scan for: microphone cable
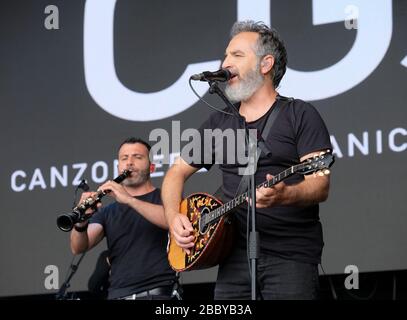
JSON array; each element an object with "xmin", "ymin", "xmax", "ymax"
[
  {"xmin": 319, "ymin": 263, "xmax": 338, "ymax": 300},
  {"xmin": 188, "ymin": 78, "xmax": 235, "ymax": 116}
]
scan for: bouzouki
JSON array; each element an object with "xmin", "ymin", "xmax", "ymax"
[{"xmin": 168, "ymin": 151, "xmax": 335, "ymax": 272}]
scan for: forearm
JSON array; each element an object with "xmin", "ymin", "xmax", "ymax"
[
  {"xmin": 282, "ymin": 176, "xmax": 330, "ymax": 207},
  {"xmin": 126, "ymin": 198, "xmax": 168, "ymax": 229},
  {"xmin": 161, "ymin": 166, "xmax": 186, "ymax": 221},
  {"xmin": 70, "ymin": 227, "xmax": 89, "ymax": 254}
]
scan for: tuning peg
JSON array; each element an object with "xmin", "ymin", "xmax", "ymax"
[
  {"xmin": 323, "ymin": 169, "xmax": 330, "ymax": 175},
  {"xmin": 317, "ymin": 171, "xmax": 325, "ymax": 177}
]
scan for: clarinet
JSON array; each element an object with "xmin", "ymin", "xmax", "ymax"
[{"xmin": 56, "ymin": 169, "xmax": 132, "ymax": 232}]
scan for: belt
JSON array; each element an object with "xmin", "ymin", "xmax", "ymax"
[{"xmin": 119, "ymin": 286, "xmax": 173, "ymax": 300}]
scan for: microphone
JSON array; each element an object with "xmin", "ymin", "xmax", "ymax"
[
  {"xmin": 190, "ymin": 68, "xmax": 232, "ymax": 82},
  {"xmin": 77, "ymin": 179, "xmax": 89, "ymax": 191}
]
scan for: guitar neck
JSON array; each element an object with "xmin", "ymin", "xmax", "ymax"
[{"xmin": 205, "ymin": 162, "xmax": 307, "ymax": 225}]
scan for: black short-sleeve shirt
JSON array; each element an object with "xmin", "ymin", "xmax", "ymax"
[
  {"xmin": 188, "ymin": 97, "xmax": 332, "ymax": 263},
  {"xmin": 90, "ymin": 188, "xmax": 175, "ymax": 299}
]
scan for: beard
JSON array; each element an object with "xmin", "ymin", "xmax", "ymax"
[
  {"xmin": 122, "ymin": 167, "xmax": 150, "ymax": 187},
  {"xmin": 225, "ymin": 63, "xmax": 264, "ymax": 103}
]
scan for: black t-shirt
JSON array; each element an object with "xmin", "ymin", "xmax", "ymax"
[
  {"xmin": 87, "ymin": 250, "xmax": 110, "ymax": 299},
  {"xmin": 90, "ymin": 188, "xmax": 175, "ymax": 299},
  {"xmin": 188, "ymin": 97, "xmax": 332, "ymax": 264}
]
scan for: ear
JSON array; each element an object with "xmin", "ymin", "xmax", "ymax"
[
  {"xmin": 150, "ymin": 163, "xmax": 156, "ymax": 173},
  {"xmin": 260, "ymin": 55, "xmax": 274, "ymax": 75}
]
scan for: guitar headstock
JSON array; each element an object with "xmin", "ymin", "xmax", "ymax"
[{"xmin": 297, "ymin": 150, "xmax": 335, "ymax": 176}]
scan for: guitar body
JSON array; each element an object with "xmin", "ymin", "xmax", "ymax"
[{"xmin": 167, "ymin": 193, "xmax": 235, "ymax": 272}]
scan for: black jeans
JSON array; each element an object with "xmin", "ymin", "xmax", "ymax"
[{"xmin": 214, "ymin": 245, "xmax": 319, "ymax": 300}]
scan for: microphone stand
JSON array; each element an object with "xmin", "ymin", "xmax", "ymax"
[
  {"xmin": 56, "ymin": 252, "xmax": 86, "ymax": 300},
  {"xmin": 56, "ymin": 180, "xmax": 89, "ymax": 300},
  {"xmin": 208, "ymin": 81, "xmax": 259, "ymax": 300}
]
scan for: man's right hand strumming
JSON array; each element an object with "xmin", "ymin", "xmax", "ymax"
[
  {"xmin": 167, "ymin": 210, "xmax": 195, "ymax": 255},
  {"xmin": 162, "ymin": 157, "xmax": 200, "ymax": 254}
]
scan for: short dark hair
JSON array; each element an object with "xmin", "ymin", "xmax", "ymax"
[
  {"xmin": 118, "ymin": 137, "xmax": 151, "ymax": 153},
  {"xmin": 230, "ymin": 20, "xmax": 287, "ymax": 88}
]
